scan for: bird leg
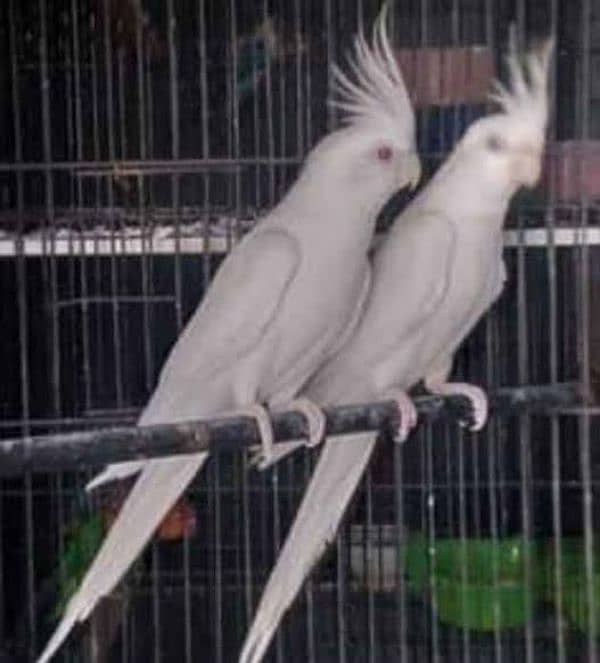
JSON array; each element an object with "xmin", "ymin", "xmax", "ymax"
[
  {"xmin": 250, "ymin": 397, "xmax": 326, "ymax": 471},
  {"xmin": 237, "ymin": 403, "xmax": 277, "ymax": 470},
  {"xmin": 384, "ymin": 389, "xmax": 418, "ymax": 443},
  {"xmin": 286, "ymin": 397, "xmax": 327, "ymax": 447},
  {"xmin": 425, "ymin": 378, "xmax": 488, "ymax": 432}
]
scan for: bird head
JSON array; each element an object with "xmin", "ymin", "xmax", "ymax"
[
  {"xmin": 299, "ymin": 3, "xmax": 420, "ymax": 210},
  {"xmin": 458, "ymin": 31, "xmax": 553, "ymax": 192}
]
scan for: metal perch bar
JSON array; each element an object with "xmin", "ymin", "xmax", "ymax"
[{"xmin": 0, "ymin": 383, "xmax": 582, "ymax": 476}]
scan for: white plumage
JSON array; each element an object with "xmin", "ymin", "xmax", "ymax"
[
  {"xmin": 36, "ymin": 4, "xmax": 419, "ymax": 662},
  {"xmin": 239, "ymin": 35, "xmax": 553, "ymax": 663}
]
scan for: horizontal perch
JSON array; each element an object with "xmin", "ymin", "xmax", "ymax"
[{"xmin": 0, "ymin": 383, "xmax": 582, "ymax": 476}]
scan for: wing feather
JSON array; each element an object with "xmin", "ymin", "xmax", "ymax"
[{"xmin": 142, "ymin": 228, "xmax": 300, "ymax": 422}]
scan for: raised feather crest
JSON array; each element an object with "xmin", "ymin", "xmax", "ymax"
[
  {"xmin": 488, "ymin": 26, "xmax": 554, "ymax": 131},
  {"xmin": 329, "ymin": 2, "xmax": 414, "ymax": 142}
]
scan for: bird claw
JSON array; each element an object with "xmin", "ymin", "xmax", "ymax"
[
  {"xmin": 286, "ymin": 397, "xmax": 326, "ymax": 448},
  {"xmin": 249, "ymin": 398, "xmax": 326, "ymax": 470},
  {"xmin": 429, "ymin": 382, "xmax": 488, "ymax": 432},
  {"xmin": 250, "ymin": 439, "xmax": 305, "ymax": 470},
  {"xmin": 385, "ymin": 390, "xmax": 418, "ymax": 443},
  {"xmin": 239, "ymin": 403, "xmax": 276, "ymax": 470}
]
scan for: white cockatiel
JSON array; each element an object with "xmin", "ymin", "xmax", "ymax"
[
  {"xmin": 239, "ymin": 36, "xmax": 553, "ymax": 663},
  {"xmin": 36, "ymin": 7, "xmax": 420, "ymax": 663}
]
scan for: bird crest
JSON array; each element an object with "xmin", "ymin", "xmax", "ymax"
[
  {"xmin": 488, "ymin": 27, "xmax": 554, "ymax": 132},
  {"xmin": 329, "ymin": 2, "xmax": 414, "ymax": 144}
]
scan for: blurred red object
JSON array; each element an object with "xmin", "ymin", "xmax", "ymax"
[
  {"xmin": 542, "ymin": 141, "xmax": 600, "ymax": 202},
  {"xmin": 395, "ymin": 46, "xmax": 495, "ymax": 107},
  {"xmin": 157, "ymin": 499, "xmax": 198, "ymax": 541},
  {"xmin": 102, "ymin": 494, "xmax": 197, "ymax": 542}
]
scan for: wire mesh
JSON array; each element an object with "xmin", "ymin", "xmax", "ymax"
[{"xmin": 0, "ymin": 0, "xmax": 599, "ymax": 661}]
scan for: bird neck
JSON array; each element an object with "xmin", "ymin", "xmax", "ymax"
[
  {"xmin": 274, "ymin": 174, "xmax": 383, "ymax": 247},
  {"xmin": 424, "ymin": 156, "xmax": 517, "ymax": 231}
]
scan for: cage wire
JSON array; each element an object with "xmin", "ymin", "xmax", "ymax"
[{"xmin": 0, "ymin": 0, "xmax": 598, "ymax": 661}]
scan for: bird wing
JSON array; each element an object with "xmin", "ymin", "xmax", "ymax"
[
  {"xmin": 361, "ymin": 212, "xmax": 456, "ymax": 365},
  {"xmin": 84, "ymin": 228, "xmax": 301, "ymax": 492},
  {"xmin": 37, "ymin": 229, "xmax": 302, "ymax": 662},
  {"xmin": 307, "ymin": 213, "xmax": 455, "ymax": 402},
  {"xmin": 144, "ymin": 227, "xmax": 301, "ymax": 418}
]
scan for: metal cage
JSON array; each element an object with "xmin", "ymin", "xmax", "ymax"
[{"xmin": 0, "ymin": 0, "xmax": 599, "ymax": 661}]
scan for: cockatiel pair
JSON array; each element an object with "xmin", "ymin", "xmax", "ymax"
[
  {"xmin": 36, "ymin": 6, "xmax": 420, "ymax": 663},
  {"xmin": 39, "ymin": 6, "xmax": 552, "ymax": 662},
  {"xmin": 239, "ymin": 30, "xmax": 554, "ymax": 663}
]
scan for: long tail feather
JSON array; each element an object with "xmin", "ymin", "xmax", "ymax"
[
  {"xmin": 239, "ymin": 433, "xmax": 377, "ymax": 663},
  {"xmin": 85, "ymin": 460, "xmax": 147, "ymax": 493},
  {"xmin": 37, "ymin": 453, "xmax": 208, "ymax": 663}
]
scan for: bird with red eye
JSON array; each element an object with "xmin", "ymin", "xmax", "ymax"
[{"xmin": 377, "ymin": 144, "xmax": 394, "ymax": 162}]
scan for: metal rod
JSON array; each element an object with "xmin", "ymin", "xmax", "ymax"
[{"xmin": 0, "ymin": 383, "xmax": 581, "ymax": 476}]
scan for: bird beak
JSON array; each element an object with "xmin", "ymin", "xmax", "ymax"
[
  {"xmin": 515, "ymin": 151, "xmax": 542, "ymax": 187},
  {"xmin": 407, "ymin": 154, "xmax": 422, "ymax": 190}
]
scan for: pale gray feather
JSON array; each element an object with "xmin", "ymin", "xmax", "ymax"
[{"xmin": 240, "ymin": 36, "xmax": 553, "ymax": 663}]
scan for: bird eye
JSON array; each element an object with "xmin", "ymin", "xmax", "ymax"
[
  {"xmin": 486, "ymin": 134, "xmax": 505, "ymax": 152},
  {"xmin": 376, "ymin": 145, "xmax": 394, "ymax": 162}
]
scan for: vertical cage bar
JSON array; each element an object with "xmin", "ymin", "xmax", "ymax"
[
  {"xmin": 36, "ymin": 0, "xmax": 59, "ymax": 656},
  {"xmin": 294, "ymin": 0, "xmax": 305, "ymax": 158},
  {"xmin": 577, "ymin": 0, "xmax": 597, "ymax": 659},
  {"xmin": 102, "ymin": 0, "xmax": 124, "ymax": 408},
  {"xmin": 198, "ymin": 0, "xmax": 212, "ymax": 291},
  {"xmin": 303, "ymin": 452, "xmax": 316, "ymax": 663},
  {"xmin": 272, "ymin": 466, "xmax": 284, "ymax": 662},
  {"xmin": 263, "ymin": 0, "xmax": 276, "ymax": 205},
  {"xmin": 336, "ymin": 523, "xmax": 347, "ymax": 663},
  {"xmin": 394, "ymin": 441, "xmax": 407, "ymax": 661},
  {"xmin": 543, "ymin": 0, "xmax": 565, "ymax": 659},
  {"xmin": 365, "ymin": 467, "xmax": 375, "ymax": 663},
  {"xmin": 90, "ymin": 9, "xmax": 105, "ymax": 404},
  {"xmin": 167, "ymin": 0, "xmax": 183, "ymax": 331},
  {"xmin": 456, "ymin": 426, "xmax": 470, "ymax": 662},
  {"xmin": 426, "ymin": 425, "xmax": 440, "ymax": 663},
  {"xmin": 9, "ymin": 0, "xmax": 28, "ymax": 653},
  {"xmin": 136, "ymin": 1, "xmax": 154, "ymax": 395},
  {"xmin": 214, "ymin": 454, "xmax": 224, "ymax": 663},
  {"xmin": 516, "ymin": 217, "xmax": 535, "ymax": 663},
  {"xmin": 72, "ymin": 0, "xmax": 93, "ymax": 415},
  {"xmin": 325, "ymin": 0, "xmax": 335, "ymax": 131},
  {"xmin": 276, "ymin": 0, "xmax": 287, "ymax": 196},
  {"xmin": 229, "ymin": 0, "xmax": 242, "ymax": 236},
  {"xmin": 250, "ymin": 8, "xmax": 262, "ymax": 211}
]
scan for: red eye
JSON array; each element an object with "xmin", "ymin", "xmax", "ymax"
[{"xmin": 377, "ymin": 145, "xmax": 393, "ymax": 162}]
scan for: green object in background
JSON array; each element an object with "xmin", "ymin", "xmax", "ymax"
[
  {"xmin": 433, "ymin": 576, "xmax": 532, "ymax": 631},
  {"xmin": 404, "ymin": 534, "xmax": 429, "ymax": 594},
  {"xmin": 52, "ymin": 513, "xmax": 104, "ymax": 620},
  {"xmin": 405, "ymin": 535, "xmax": 543, "ymax": 631},
  {"xmin": 546, "ymin": 538, "xmax": 600, "ymax": 635}
]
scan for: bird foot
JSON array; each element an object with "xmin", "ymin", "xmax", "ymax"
[
  {"xmin": 250, "ymin": 439, "xmax": 306, "ymax": 470},
  {"xmin": 239, "ymin": 403, "xmax": 277, "ymax": 470},
  {"xmin": 385, "ymin": 390, "xmax": 418, "ymax": 443},
  {"xmin": 427, "ymin": 381, "xmax": 488, "ymax": 431},
  {"xmin": 286, "ymin": 397, "xmax": 326, "ymax": 448},
  {"xmin": 249, "ymin": 398, "xmax": 326, "ymax": 470}
]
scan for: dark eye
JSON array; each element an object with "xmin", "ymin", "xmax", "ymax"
[
  {"xmin": 486, "ymin": 134, "xmax": 505, "ymax": 152},
  {"xmin": 377, "ymin": 145, "xmax": 394, "ymax": 162}
]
